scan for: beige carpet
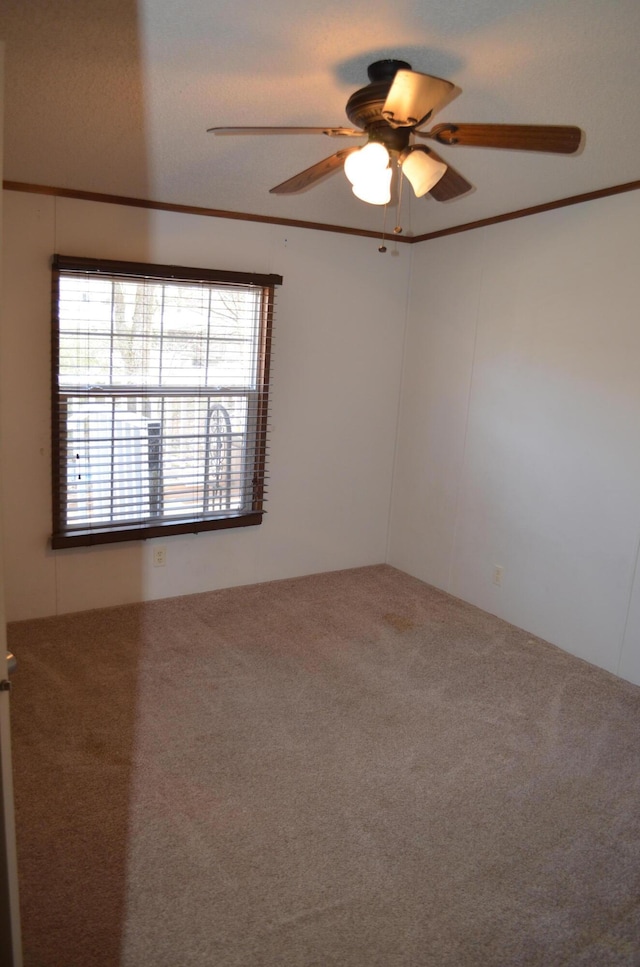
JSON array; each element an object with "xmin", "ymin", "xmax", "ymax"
[{"xmin": 7, "ymin": 565, "xmax": 640, "ymax": 966}]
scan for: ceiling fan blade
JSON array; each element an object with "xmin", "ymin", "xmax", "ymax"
[
  {"xmin": 424, "ymin": 123, "xmax": 583, "ymax": 154},
  {"xmin": 208, "ymin": 126, "xmax": 363, "ymax": 137},
  {"xmin": 382, "ymin": 70, "xmax": 459, "ymax": 128},
  {"xmin": 424, "ymin": 149, "xmax": 474, "ymax": 201},
  {"xmin": 269, "ymin": 148, "xmax": 360, "ymax": 194}
]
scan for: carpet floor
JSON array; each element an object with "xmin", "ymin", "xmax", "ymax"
[{"xmin": 7, "ymin": 565, "xmax": 640, "ymax": 966}]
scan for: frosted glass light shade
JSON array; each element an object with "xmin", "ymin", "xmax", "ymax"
[
  {"xmin": 401, "ymin": 148, "xmax": 447, "ymax": 197},
  {"xmin": 351, "ymin": 166, "xmax": 392, "ymax": 205},
  {"xmin": 344, "ymin": 142, "xmax": 390, "ymax": 186}
]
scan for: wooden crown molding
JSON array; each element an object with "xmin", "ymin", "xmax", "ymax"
[
  {"xmin": 1, "ymin": 181, "xmax": 412, "ymax": 243},
  {"xmin": 411, "ymin": 179, "xmax": 640, "ymax": 242},
  {"xmin": 4, "ymin": 179, "xmax": 640, "ymax": 244}
]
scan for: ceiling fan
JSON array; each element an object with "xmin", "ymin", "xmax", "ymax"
[{"xmin": 208, "ymin": 59, "xmax": 582, "ymax": 206}]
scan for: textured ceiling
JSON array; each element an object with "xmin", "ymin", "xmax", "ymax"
[{"xmin": 1, "ymin": 0, "xmax": 639, "ymax": 236}]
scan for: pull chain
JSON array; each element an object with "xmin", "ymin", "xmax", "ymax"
[
  {"xmin": 378, "ymin": 202, "xmax": 388, "ymax": 253},
  {"xmin": 394, "ymin": 164, "xmax": 404, "ymax": 236}
]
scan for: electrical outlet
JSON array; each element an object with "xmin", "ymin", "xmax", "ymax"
[
  {"xmin": 492, "ymin": 565, "xmax": 504, "ymax": 587},
  {"xmin": 153, "ymin": 547, "xmax": 167, "ymax": 567}
]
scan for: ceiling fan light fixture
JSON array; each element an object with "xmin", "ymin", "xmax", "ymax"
[
  {"xmin": 217, "ymin": 61, "xmax": 582, "ymax": 207},
  {"xmin": 351, "ymin": 166, "xmax": 392, "ymax": 205},
  {"xmin": 400, "ymin": 145, "xmax": 447, "ymax": 197},
  {"xmin": 344, "ymin": 141, "xmax": 390, "ymax": 185},
  {"xmin": 344, "ymin": 141, "xmax": 391, "ymax": 203}
]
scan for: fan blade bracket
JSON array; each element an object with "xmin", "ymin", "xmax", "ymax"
[
  {"xmin": 382, "ymin": 109, "xmax": 427, "ymax": 129},
  {"xmin": 430, "ymin": 124, "xmax": 460, "ymax": 146},
  {"xmin": 322, "ymin": 128, "xmax": 363, "ymax": 137}
]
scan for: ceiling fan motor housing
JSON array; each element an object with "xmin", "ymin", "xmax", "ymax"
[
  {"xmin": 367, "ymin": 59, "xmax": 412, "ymax": 82},
  {"xmin": 346, "ymin": 61, "xmax": 414, "ymax": 152}
]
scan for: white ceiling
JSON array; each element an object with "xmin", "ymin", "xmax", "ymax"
[{"xmin": 1, "ymin": 0, "xmax": 638, "ymax": 236}]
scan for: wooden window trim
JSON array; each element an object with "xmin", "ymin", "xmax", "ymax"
[{"xmin": 51, "ymin": 255, "xmax": 281, "ymax": 548}]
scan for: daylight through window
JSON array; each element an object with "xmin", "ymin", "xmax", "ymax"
[{"xmin": 51, "ymin": 256, "xmax": 281, "ymax": 548}]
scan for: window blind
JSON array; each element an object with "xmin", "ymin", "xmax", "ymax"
[{"xmin": 51, "ymin": 256, "xmax": 281, "ymax": 548}]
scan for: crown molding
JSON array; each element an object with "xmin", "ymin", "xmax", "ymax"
[
  {"xmin": 1, "ymin": 181, "xmax": 411, "ymax": 243},
  {"xmin": 4, "ymin": 179, "xmax": 640, "ymax": 245},
  {"xmin": 411, "ymin": 179, "xmax": 640, "ymax": 242}
]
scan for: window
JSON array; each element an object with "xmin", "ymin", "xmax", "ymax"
[{"xmin": 51, "ymin": 256, "xmax": 281, "ymax": 548}]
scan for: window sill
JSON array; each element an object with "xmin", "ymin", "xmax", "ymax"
[{"xmin": 51, "ymin": 511, "xmax": 264, "ymax": 549}]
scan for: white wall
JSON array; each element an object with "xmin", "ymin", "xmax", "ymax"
[
  {"xmin": 389, "ymin": 190, "xmax": 640, "ymax": 684},
  {"xmin": 0, "ymin": 190, "xmax": 410, "ymax": 620},
  {"xmin": 6, "ymin": 184, "xmax": 640, "ymax": 688}
]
